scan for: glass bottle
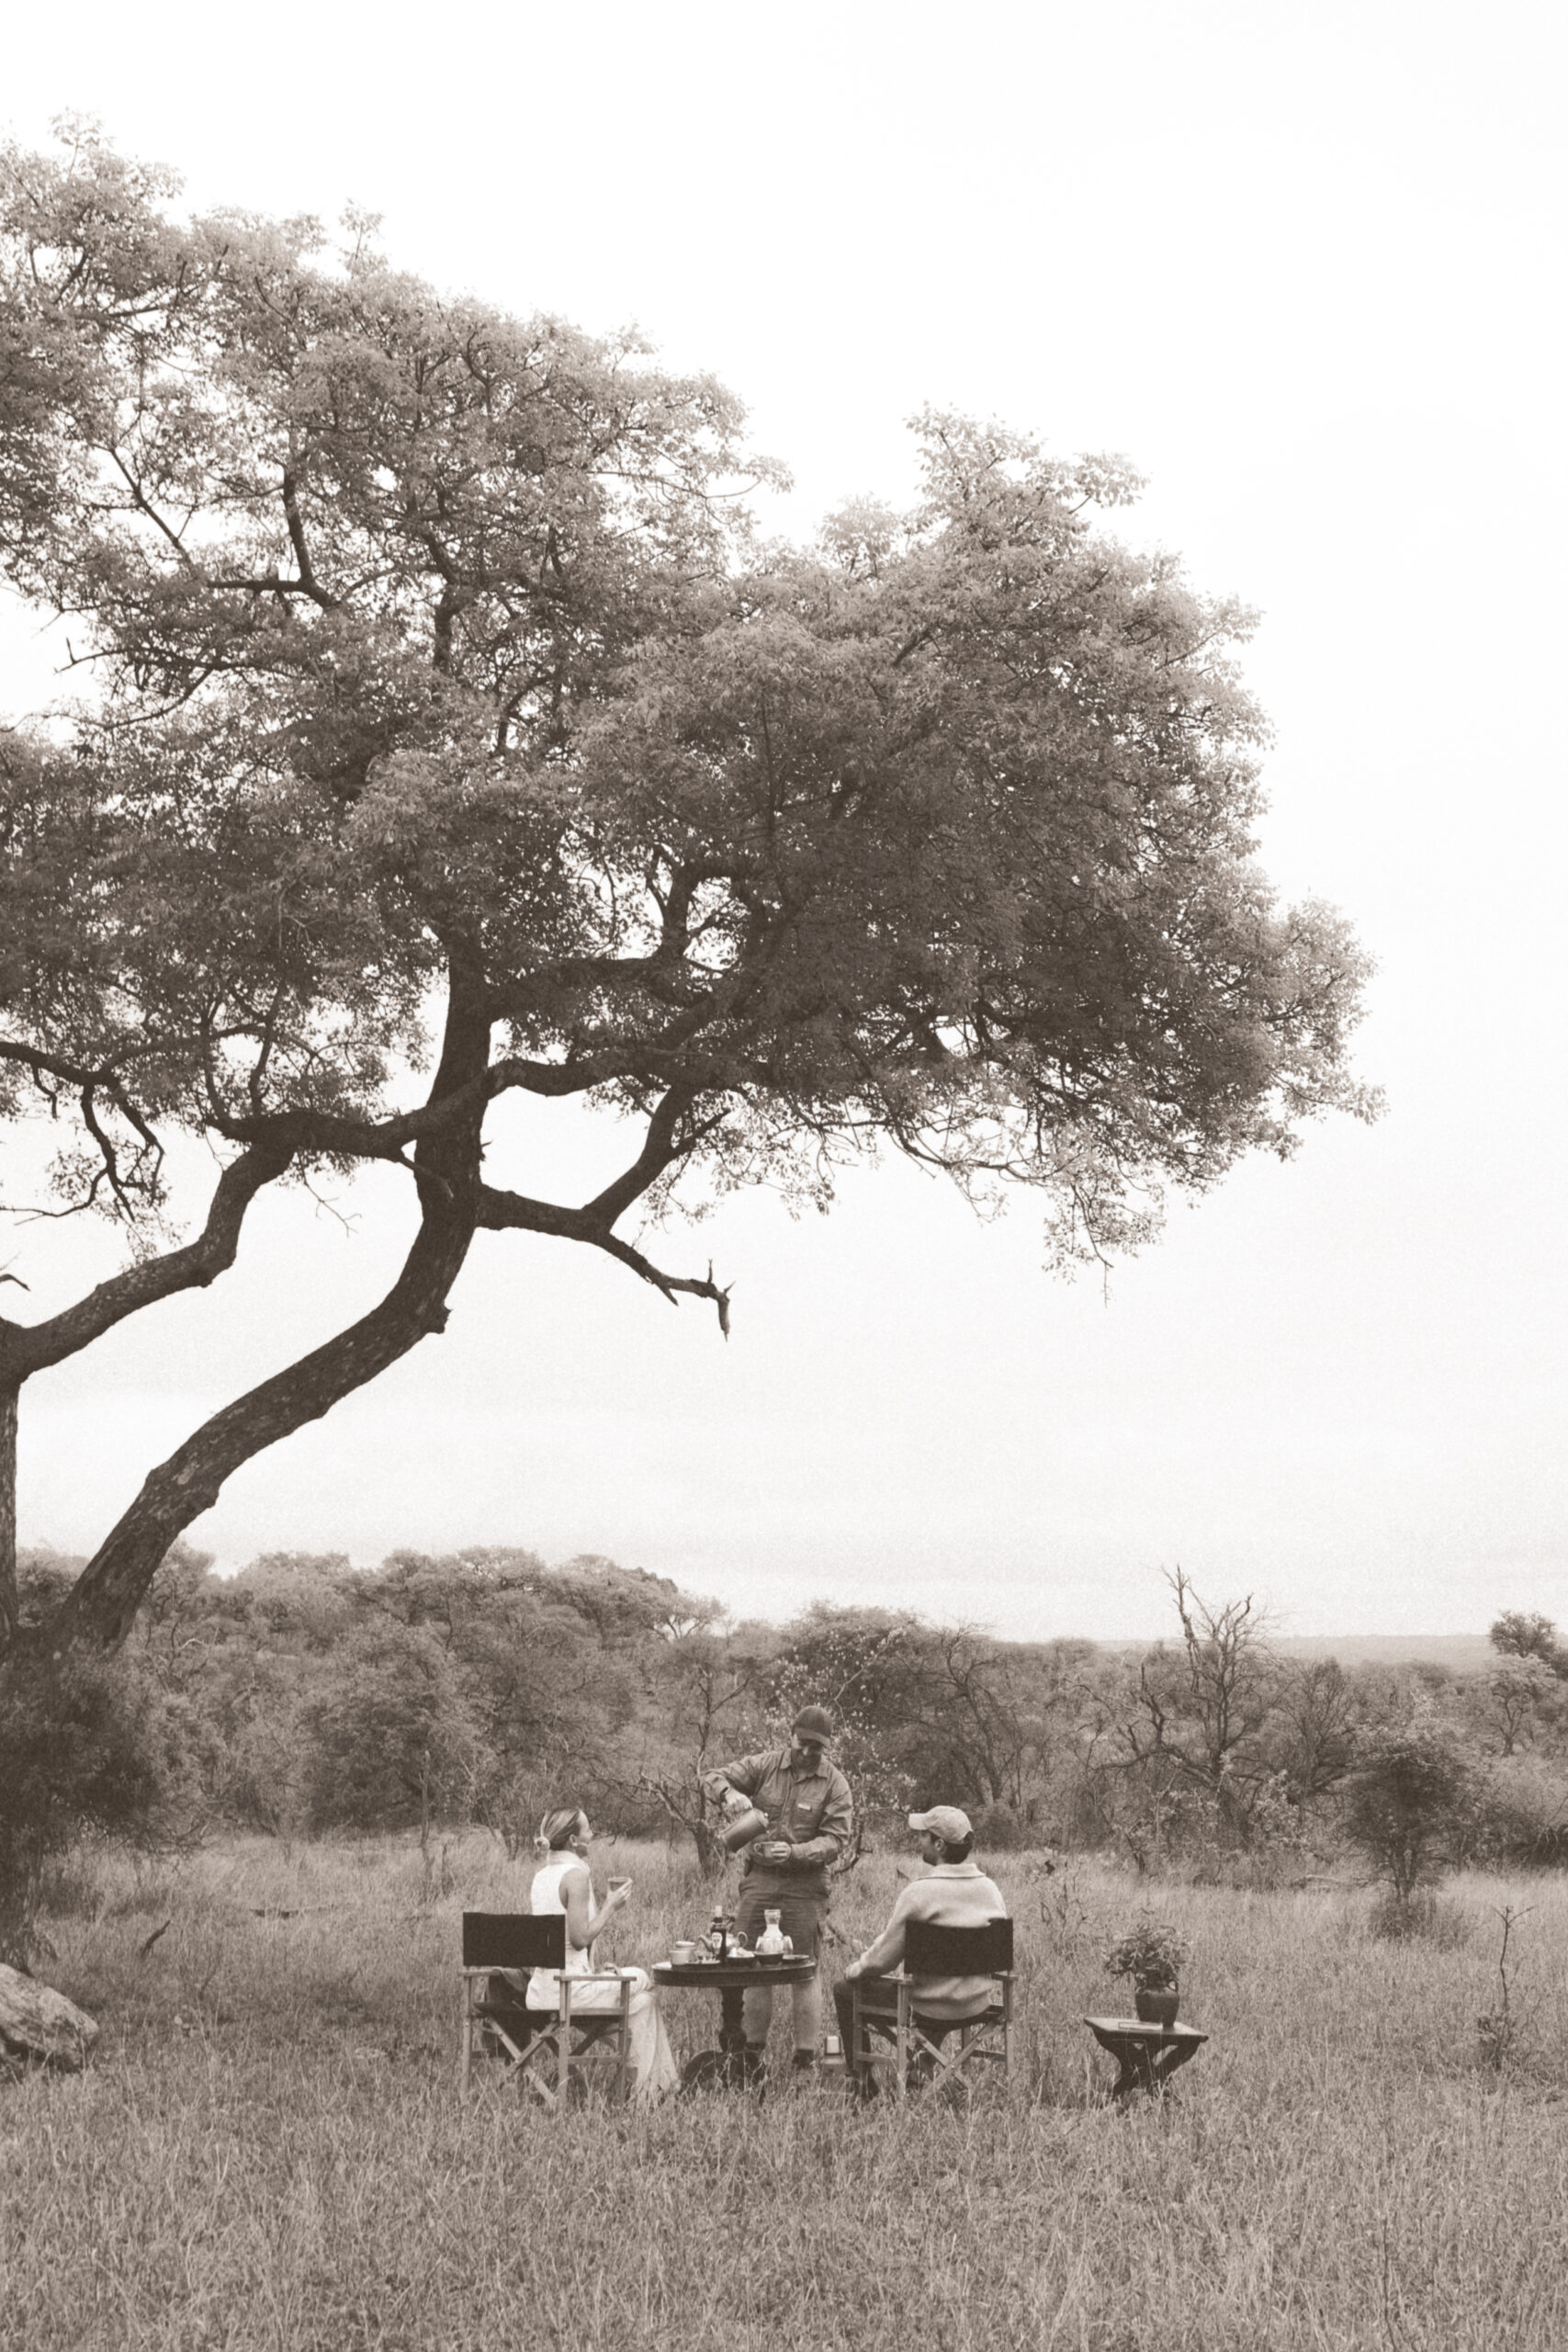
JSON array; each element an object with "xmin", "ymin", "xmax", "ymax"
[{"xmin": 756, "ymin": 1908, "xmax": 785, "ymax": 1957}]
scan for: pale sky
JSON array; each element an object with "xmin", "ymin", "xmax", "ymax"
[{"xmin": 3, "ymin": 0, "xmax": 1564, "ymax": 1640}]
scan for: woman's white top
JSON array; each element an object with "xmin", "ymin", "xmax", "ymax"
[{"xmin": 526, "ymin": 1853, "xmax": 593, "ymax": 2008}]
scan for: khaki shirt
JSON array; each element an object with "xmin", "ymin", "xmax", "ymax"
[{"xmin": 711, "ymin": 1745, "xmax": 853, "ymax": 1894}]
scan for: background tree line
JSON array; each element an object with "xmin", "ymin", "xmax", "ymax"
[{"xmin": 6, "ymin": 1545, "xmax": 1565, "ymax": 1956}]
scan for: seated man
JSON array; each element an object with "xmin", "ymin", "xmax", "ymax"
[{"xmin": 834, "ymin": 1806, "xmax": 1007, "ymax": 2083}]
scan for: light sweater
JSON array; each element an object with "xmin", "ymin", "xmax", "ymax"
[{"xmin": 852, "ymin": 1860, "xmax": 1009, "ymax": 2020}]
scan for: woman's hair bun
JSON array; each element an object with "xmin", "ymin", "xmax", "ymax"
[{"xmin": 536, "ymin": 1806, "xmax": 585, "ymax": 1854}]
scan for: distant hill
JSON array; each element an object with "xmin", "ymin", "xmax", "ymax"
[
  {"xmin": 1089, "ymin": 1632, "xmax": 1497, "ymax": 1671},
  {"xmin": 1269, "ymin": 1634, "xmax": 1494, "ymax": 1673}
]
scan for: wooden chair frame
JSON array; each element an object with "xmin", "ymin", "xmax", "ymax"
[
  {"xmin": 848, "ymin": 1917, "xmax": 1014, "ymax": 2102},
  {"xmin": 459, "ymin": 1912, "xmax": 634, "ymax": 2109}
]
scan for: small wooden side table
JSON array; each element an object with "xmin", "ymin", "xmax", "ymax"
[{"xmin": 1083, "ymin": 2014, "xmax": 1208, "ymax": 2100}]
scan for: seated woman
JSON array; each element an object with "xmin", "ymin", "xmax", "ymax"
[
  {"xmin": 524, "ymin": 1807, "xmax": 677, "ymax": 2104},
  {"xmin": 834, "ymin": 1806, "xmax": 1007, "ymax": 2085}
]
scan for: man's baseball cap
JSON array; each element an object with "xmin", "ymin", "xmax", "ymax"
[
  {"xmin": 792, "ymin": 1705, "xmax": 834, "ymax": 1740},
  {"xmin": 909, "ymin": 1805, "xmax": 973, "ymax": 1842}
]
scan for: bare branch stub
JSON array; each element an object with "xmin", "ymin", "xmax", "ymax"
[{"xmin": 477, "ymin": 1184, "xmax": 732, "ymax": 1338}]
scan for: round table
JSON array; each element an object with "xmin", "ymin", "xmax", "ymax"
[{"xmin": 652, "ymin": 1955, "xmax": 818, "ymax": 2090}]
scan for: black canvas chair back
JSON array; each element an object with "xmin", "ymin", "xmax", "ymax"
[
  {"xmin": 462, "ymin": 1912, "xmax": 565, "ymax": 1972},
  {"xmin": 903, "ymin": 1917, "xmax": 1013, "ymax": 1977}
]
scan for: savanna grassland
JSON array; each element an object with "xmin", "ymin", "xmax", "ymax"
[{"xmin": 5, "ymin": 1837, "xmax": 1568, "ymax": 2352}]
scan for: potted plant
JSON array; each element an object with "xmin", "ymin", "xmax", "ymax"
[{"xmin": 1104, "ymin": 1916, "xmax": 1190, "ymax": 2030}]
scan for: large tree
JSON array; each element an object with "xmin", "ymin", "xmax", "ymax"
[{"xmin": 0, "ymin": 126, "xmax": 1373, "ymax": 1655}]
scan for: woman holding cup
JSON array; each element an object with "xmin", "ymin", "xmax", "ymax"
[{"xmin": 524, "ymin": 1807, "xmax": 677, "ymax": 2102}]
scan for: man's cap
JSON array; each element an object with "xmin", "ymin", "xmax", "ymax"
[
  {"xmin": 909, "ymin": 1805, "xmax": 973, "ymax": 1843},
  {"xmin": 792, "ymin": 1705, "xmax": 834, "ymax": 1741}
]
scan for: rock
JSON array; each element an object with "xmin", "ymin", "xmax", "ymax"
[{"xmin": 0, "ymin": 1962, "xmax": 99, "ymax": 2070}]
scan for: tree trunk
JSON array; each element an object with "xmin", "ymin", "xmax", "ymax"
[
  {"xmin": 0, "ymin": 1382, "xmax": 16, "ymax": 1645},
  {"xmin": 43, "ymin": 960, "xmax": 492, "ymax": 1656},
  {"xmin": 47, "ymin": 1204, "xmax": 477, "ymax": 1651},
  {"xmin": 692, "ymin": 1817, "xmax": 725, "ymax": 1878}
]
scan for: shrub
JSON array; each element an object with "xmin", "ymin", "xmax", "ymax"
[
  {"xmin": 1342, "ymin": 1726, "xmax": 1479, "ymax": 1904},
  {"xmin": 0, "ymin": 1653, "xmax": 197, "ymax": 1962},
  {"xmin": 1468, "ymin": 1756, "xmax": 1568, "ymax": 1869},
  {"xmin": 1366, "ymin": 1887, "xmax": 1471, "ymax": 1946},
  {"xmin": 299, "ymin": 1625, "xmax": 485, "ymax": 1838},
  {"xmin": 971, "ymin": 1804, "xmax": 1033, "ymax": 1851}
]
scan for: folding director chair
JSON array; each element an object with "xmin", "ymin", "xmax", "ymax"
[
  {"xmin": 847, "ymin": 1917, "xmax": 1014, "ymax": 2101},
  {"xmin": 459, "ymin": 1912, "xmax": 634, "ymax": 2108}
]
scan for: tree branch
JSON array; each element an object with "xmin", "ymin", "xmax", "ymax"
[
  {"xmin": 0, "ymin": 1035, "xmax": 164, "ymax": 1096},
  {"xmin": 278, "ymin": 469, "xmax": 341, "ymax": 611},
  {"xmin": 207, "ymin": 1052, "xmax": 620, "ymax": 1161},
  {"xmin": 0, "ymin": 1138, "xmax": 295, "ymax": 1381},
  {"xmin": 476, "ymin": 1182, "xmax": 731, "ymax": 1335},
  {"xmin": 472, "ymin": 1083, "xmax": 730, "ymax": 1328},
  {"xmin": 583, "ymin": 1087, "xmax": 697, "ymax": 1225}
]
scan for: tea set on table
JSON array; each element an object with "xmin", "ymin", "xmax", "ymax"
[{"xmin": 669, "ymin": 1907, "xmax": 794, "ymax": 1966}]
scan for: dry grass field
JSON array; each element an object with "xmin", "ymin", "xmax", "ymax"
[{"xmin": 5, "ymin": 1834, "xmax": 1568, "ymax": 2351}]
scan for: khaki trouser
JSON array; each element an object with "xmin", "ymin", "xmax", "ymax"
[{"xmin": 735, "ymin": 1883, "xmax": 826, "ymax": 2056}]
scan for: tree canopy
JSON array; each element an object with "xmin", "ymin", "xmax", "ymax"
[{"xmin": 0, "ymin": 125, "xmax": 1374, "ymax": 1652}]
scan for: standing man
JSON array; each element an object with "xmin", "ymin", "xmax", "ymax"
[{"xmin": 704, "ymin": 1705, "xmax": 853, "ymax": 2077}]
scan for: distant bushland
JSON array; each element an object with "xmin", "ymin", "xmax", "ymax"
[{"xmin": 5, "ymin": 1544, "xmax": 1563, "ymax": 1958}]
